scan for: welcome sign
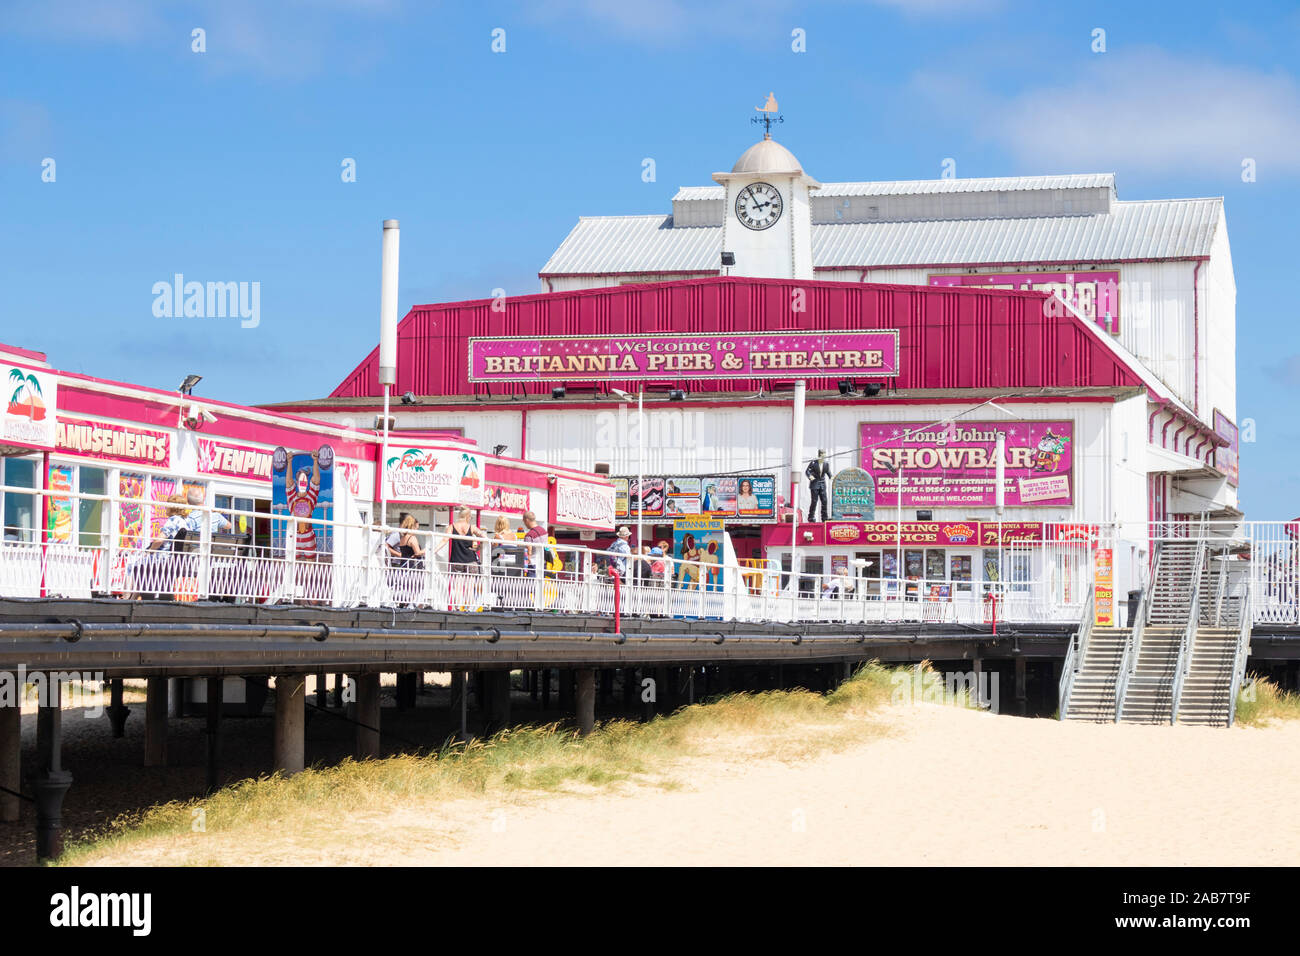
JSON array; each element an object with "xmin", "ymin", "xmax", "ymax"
[
  {"xmin": 468, "ymin": 331, "xmax": 900, "ymax": 382},
  {"xmin": 860, "ymin": 420, "xmax": 1074, "ymax": 508}
]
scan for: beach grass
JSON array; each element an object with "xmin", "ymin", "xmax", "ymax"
[
  {"xmin": 1235, "ymin": 674, "xmax": 1300, "ymax": 727},
  {"xmin": 56, "ymin": 660, "xmax": 939, "ymax": 866}
]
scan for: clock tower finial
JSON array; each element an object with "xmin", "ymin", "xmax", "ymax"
[{"xmin": 752, "ymin": 92, "xmax": 782, "ymax": 140}]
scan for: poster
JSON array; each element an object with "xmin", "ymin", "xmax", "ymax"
[
  {"xmin": 118, "ymin": 473, "xmax": 145, "ymax": 549},
  {"xmin": 1094, "ymin": 547, "xmax": 1115, "ymax": 626},
  {"xmin": 673, "ymin": 516, "xmax": 724, "ymax": 593},
  {"xmin": 736, "ymin": 476, "xmax": 775, "ymax": 518},
  {"xmin": 628, "ymin": 477, "xmax": 664, "ymax": 517},
  {"xmin": 860, "ymin": 420, "xmax": 1074, "ymax": 508},
  {"xmin": 272, "ymin": 446, "xmax": 335, "ymax": 559},
  {"xmin": 702, "ymin": 477, "xmax": 737, "ymax": 517},
  {"xmin": 612, "ymin": 478, "xmax": 629, "ymax": 518},
  {"xmin": 46, "ymin": 465, "xmax": 73, "ymax": 543},
  {"xmin": 616, "ymin": 473, "xmax": 778, "ymax": 522},
  {"xmin": 664, "ymin": 477, "xmax": 701, "ymax": 517},
  {"xmin": 830, "ymin": 467, "xmax": 875, "ymax": 519}
]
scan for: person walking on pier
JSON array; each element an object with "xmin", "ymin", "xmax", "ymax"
[
  {"xmin": 522, "ymin": 511, "xmax": 548, "ymax": 578},
  {"xmin": 184, "ymin": 487, "xmax": 230, "ymax": 536},
  {"xmin": 608, "ymin": 526, "xmax": 632, "ymax": 580}
]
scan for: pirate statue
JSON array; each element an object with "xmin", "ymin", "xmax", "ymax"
[{"xmin": 805, "ymin": 449, "xmax": 832, "ymax": 522}]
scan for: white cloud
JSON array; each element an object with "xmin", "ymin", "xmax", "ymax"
[
  {"xmin": 940, "ymin": 48, "xmax": 1300, "ymax": 176},
  {"xmin": 525, "ymin": 0, "xmax": 997, "ymax": 42},
  {"xmin": 0, "ymin": 0, "xmax": 401, "ymax": 79}
]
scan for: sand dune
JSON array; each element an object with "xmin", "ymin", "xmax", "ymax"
[{"xmin": 77, "ymin": 703, "xmax": 1300, "ymax": 867}]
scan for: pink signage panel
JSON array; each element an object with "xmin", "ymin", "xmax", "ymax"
[
  {"xmin": 929, "ymin": 271, "xmax": 1120, "ymax": 334},
  {"xmin": 55, "ymin": 416, "xmax": 171, "ymax": 468},
  {"xmin": 197, "ymin": 438, "xmax": 273, "ymax": 482},
  {"xmin": 468, "ymin": 330, "xmax": 900, "ymax": 383},
  {"xmin": 860, "ymin": 420, "xmax": 1075, "ymax": 508},
  {"xmin": 1213, "ymin": 409, "xmax": 1238, "ymax": 487}
]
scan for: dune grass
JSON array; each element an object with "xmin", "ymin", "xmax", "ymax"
[
  {"xmin": 56, "ymin": 660, "xmax": 933, "ymax": 866},
  {"xmin": 1235, "ymin": 675, "xmax": 1300, "ymax": 727}
]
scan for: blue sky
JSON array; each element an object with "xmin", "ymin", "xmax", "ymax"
[{"xmin": 2, "ymin": 0, "xmax": 1298, "ymax": 516}]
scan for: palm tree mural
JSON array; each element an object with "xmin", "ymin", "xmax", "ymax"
[
  {"xmin": 6, "ymin": 368, "xmax": 46, "ymax": 421},
  {"xmin": 460, "ymin": 452, "xmax": 480, "ymax": 490}
]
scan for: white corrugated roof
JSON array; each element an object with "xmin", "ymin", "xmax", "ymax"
[
  {"xmin": 539, "ymin": 215, "xmax": 721, "ymax": 276},
  {"xmin": 540, "ymin": 199, "xmax": 1223, "ymax": 275},
  {"xmin": 671, "ymin": 173, "xmax": 1117, "ymax": 203}
]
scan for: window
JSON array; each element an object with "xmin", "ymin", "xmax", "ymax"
[
  {"xmin": 2, "ymin": 457, "xmax": 38, "ymax": 543},
  {"xmin": 78, "ymin": 467, "xmax": 107, "ymax": 548},
  {"xmin": 925, "ymin": 549, "xmax": 946, "ymax": 582},
  {"xmin": 856, "ymin": 551, "xmax": 881, "ymax": 595},
  {"xmin": 950, "ymin": 554, "xmax": 973, "ymax": 592}
]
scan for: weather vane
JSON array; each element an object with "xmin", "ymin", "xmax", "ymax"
[{"xmin": 751, "ymin": 92, "xmax": 783, "ymax": 138}]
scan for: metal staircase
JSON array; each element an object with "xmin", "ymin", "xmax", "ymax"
[
  {"xmin": 1117, "ymin": 537, "xmax": 1206, "ymax": 724},
  {"xmin": 1176, "ymin": 627, "xmax": 1241, "ymax": 725},
  {"xmin": 1059, "ymin": 593, "xmax": 1134, "ymax": 721}
]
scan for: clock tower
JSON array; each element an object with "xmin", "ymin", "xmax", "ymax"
[{"xmin": 713, "ymin": 127, "xmax": 820, "ymax": 280}]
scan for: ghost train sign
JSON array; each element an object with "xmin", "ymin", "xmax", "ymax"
[{"xmin": 468, "ymin": 330, "xmax": 900, "ymax": 382}]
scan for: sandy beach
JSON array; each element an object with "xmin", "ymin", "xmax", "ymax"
[{"xmin": 73, "ymin": 702, "xmax": 1300, "ymax": 867}]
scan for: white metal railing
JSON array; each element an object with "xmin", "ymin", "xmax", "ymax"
[
  {"xmin": 1058, "ymin": 592, "xmax": 1095, "ymax": 720},
  {"xmin": 1170, "ymin": 537, "xmax": 1208, "ymax": 724},
  {"xmin": 1114, "ymin": 550, "xmax": 1153, "ymax": 722},
  {"xmin": 1228, "ymin": 579, "xmax": 1254, "ymax": 727},
  {"xmin": 4, "ymin": 484, "xmax": 1300, "ymax": 629}
]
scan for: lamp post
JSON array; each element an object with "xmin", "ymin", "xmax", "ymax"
[
  {"xmin": 995, "ymin": 431, "xmax": 1006, "ymax": 599},
  {"xmin": 611, "ymin": 387, "xmax": 645, "ymax": 552},
  {"xmin": 790, "ymin": 380, "xmax": 806, "ymax": 597},
  {"xmin": 378, "ymin": 219, "xmax": 400, "ymax": 531}
]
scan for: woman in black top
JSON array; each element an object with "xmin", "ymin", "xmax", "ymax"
[
  {"xmin": 446, "ymin": 506, "xmax": 485, "ymax": 572},
  {"xmin": 398, "ymin": 513, "xmax": 425, "ymax": 567}
]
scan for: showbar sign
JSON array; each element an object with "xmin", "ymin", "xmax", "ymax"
[
  {"xmin": 468, "ymin": 330, "xmax": 900, "ymax": 383},
  {"xmin": 861, "ymin": 420, "xmax": 1075, "ymax": 508}
]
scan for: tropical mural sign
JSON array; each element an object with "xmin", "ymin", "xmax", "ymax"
[
  {"xmin": 383, "ymin": 446, "xmax": 485, "ymax": 507},
  {"xmin": 2, "ymin": 366, "xmax": 57, "ymax": 451}
]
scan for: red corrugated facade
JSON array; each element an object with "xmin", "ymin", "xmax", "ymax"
[{"xmin": 331, "ymin": 276, "xmax": 1144, "ymax": 398}]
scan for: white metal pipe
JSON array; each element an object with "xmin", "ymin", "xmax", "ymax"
[
  {"xmin": 790, "ymin": 379, "xmax": 805, "ymax": 597},
  {"xmin": 378, "ymin": 219, "xmax": 399, "ymax": 529},
  {"xmin": 637, "ymin": 388, "xmax": 644, "ymax": 554},
  {"xmin": 379, "ymin": 219, "xmax": 399, "ymax": 387}
]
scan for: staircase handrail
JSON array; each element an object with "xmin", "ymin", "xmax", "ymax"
[
  {"xmin": 1058, "ymin": 592, "xmax": 1095, "ymax": 720},
  {"xmin": 1228, "ymin": 578, "xmax": 1253, "ymax": 728},
  {"xmin": 1114, "ymin": 543, "xmax": 1155, "ymax": 722},
  {"xmin": 1170, "ymin": 537, "xmax": 1208, "ymax": 724},
  {"xmin": 1211, "ymin": 551, "xmax": 1228, "ymax": 626}
]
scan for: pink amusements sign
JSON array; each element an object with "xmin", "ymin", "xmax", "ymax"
[
  {"xmin": 860, "ymin": 420, "xmax": 1075, "ymax": 508},
  {"xmin": 468, "ymin": 331, "xmax": 900, "ymax": 383}
]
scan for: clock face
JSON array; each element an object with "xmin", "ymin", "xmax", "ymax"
[{"xmin": 735, "ymin": 182, "xmax": 783, "ymax": 231}]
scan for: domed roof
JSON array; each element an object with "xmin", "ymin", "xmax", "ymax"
[{"xmin": 730, "ymin": 136, "xmax": 804, "ymax": 175}]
